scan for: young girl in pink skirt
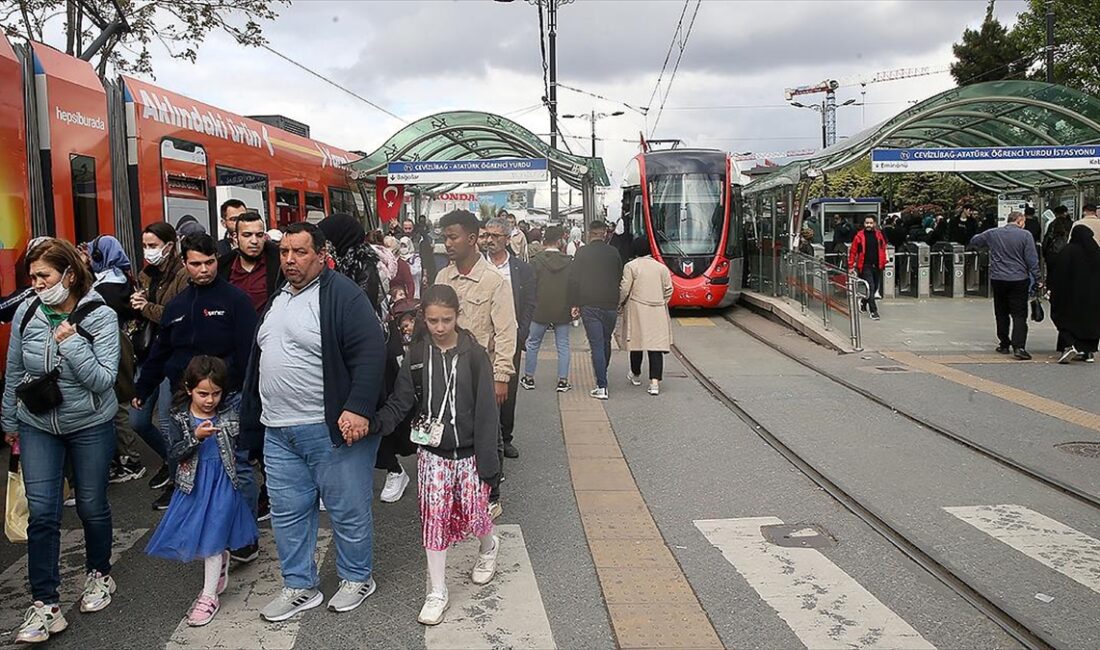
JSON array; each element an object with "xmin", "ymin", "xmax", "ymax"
[{"xmin": 373, "ymin": 284, "xmax": 501, "ymax": 625}]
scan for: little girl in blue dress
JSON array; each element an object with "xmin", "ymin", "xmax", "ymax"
[{"xmin": 145, "ymin": 355, "xmax": 258, "ymax": 627}]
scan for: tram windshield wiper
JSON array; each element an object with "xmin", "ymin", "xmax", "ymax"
[{"xmin": 655, "ymin": 230, "xmax": 690, "ymax": 260}]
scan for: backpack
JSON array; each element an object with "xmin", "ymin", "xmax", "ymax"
[{"xmin": 20, "ymin": 297, "xmax": 136, "ymax": 403}]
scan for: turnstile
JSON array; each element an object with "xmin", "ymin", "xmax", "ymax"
[
  {"xmin": 964, "ymin": 248, "xmax": 991, "ymax": 297},
  {"xmin": 897, "ymin": 242, "xmax": 930, "ymax": 298},
  {"xmin": 931, "ymin": 242, "xmax": 965, "ymax": 298}
]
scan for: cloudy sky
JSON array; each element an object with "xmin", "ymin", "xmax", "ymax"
[{"xmin": 128, "ymin": 0, "xmax": 1030, "ymax": 204}]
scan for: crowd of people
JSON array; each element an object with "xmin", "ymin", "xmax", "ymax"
[{"xmin": 0, "ymin": 202, "xmax": 675, "ymax": 641}]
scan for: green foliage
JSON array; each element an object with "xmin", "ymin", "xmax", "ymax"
[
  {"xmin": 1013, "ymin": 0, "xmax": 1100, "ymax": 94},
  {"xmin": 1, "ymin": 0, "xmax": 287, "ymax": 77},
  {"xmin": 807, "ymin": 159, "xmax": 994, "ymax": 214},
  {"xmin": 950, "ymin": 0, "xmax": 1029, "ymax": 85}
]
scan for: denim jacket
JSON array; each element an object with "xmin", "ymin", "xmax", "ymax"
[{"xmin": 167, "ymin": 405, "xmax": 246, "ymax": 494}]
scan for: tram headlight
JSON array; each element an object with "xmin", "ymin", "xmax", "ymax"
[{"xmin": 714, "ymin": 260, "xmax": 729, "ymax": 275}]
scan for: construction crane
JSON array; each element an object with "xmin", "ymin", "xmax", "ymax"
[{"xmin": 783, "ymin": 65, "xmax": 951, "ymax": 148}]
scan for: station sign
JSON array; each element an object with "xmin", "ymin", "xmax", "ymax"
[
  {"xmin": 871, "ymin": 146, "xmax": 1100, "ymax": 173},
  {"xmin": 387, "ymin": 158, "xmax": 549, "ymax": 185}
]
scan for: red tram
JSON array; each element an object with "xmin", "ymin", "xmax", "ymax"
[{"xmin": 620, "ymin": 148, "xmax": 744, "ymax": 308}]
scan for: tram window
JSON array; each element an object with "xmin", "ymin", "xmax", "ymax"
[
  {"xmin": 632, "ymin": 195, "xmax": 644, "ymax": 235},
  {"xmin": 726, "ymin": 188, "xmax": 744, "ymax": 258},
  {"xmin": 305, "ymin": 192, "xmax": 325, "ymax": 212},
  {"xmin": 275, "ymin": 188, "xmax": 301, "ymax": 228},
  {"xmin": 329, "ymin": 187, "xmax": 358, "ymax": 217},
  {"xmin": 70, "ymin": 155, "xmax": 99, "ymax": 243}
]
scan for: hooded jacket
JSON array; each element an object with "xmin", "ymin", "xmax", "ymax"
[
  {"xmin": 2, "ymin": 290, "xmax": 120, "ymax": 435},
  {"xmin": 530, "ymin": 248, "xmax": 574, "ymax": 325},
  {"xmin": 848, "ymin": 228, "xmax": 888, "ymax": 273},
  {"xmin": 372, "ymin": 329, "xmax": 500, "ymax": 481}
]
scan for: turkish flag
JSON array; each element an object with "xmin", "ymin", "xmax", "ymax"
[{"xmin": 375, "ymin": 177, "xmax": 405, "ymax": 224}]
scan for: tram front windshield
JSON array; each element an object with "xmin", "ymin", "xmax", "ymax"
[{"xmin": 647, "ymin": 173, "xmax": 724, "ymax": 256}]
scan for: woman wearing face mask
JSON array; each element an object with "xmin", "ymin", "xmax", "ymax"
[
  {"xmin": 130, "ymin": 222, "xmax": 190, "ymax": 509},
  {"xmin": 1, "ymin": 239, "xmax": 122, "ymax": 643}
]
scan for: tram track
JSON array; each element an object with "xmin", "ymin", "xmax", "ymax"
[
  {"xmin": 720, "ymin": 310, "xmax": 1100, "ymax": 513},
  {"xmin": 670, "ymin": 333, "xmax": 1059, "ymax": 650}
]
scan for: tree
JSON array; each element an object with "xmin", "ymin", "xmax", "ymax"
[
  {"xmin": 950, "ymin": 0, "xmax": 1029, "ymax": 86},
  {"xmin": 1, "ymin": 0, "xmax": 287, "ymax": 77},
  {"xmin": 1012, "ymin": 0, "xmax": 1100, "ymax": 94}
]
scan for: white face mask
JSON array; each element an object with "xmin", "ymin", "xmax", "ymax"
[
  {"xmin": 37, "ymin": 270, "xmax": 71, "ymax": 307},
  {"xmin": 143, "ymin": 245, "xmax": 166, "ymax": 266}
]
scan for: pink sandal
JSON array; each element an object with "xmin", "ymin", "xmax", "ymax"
[{"xmin": 187, "ymin": 594, "xmax": 219, "ymax": 627}]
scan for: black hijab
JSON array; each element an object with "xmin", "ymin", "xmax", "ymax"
[
  {"xmin": 318, "ymin": 213, "xmax": 365, "ymax": 257},
  {"xmin": 1069, "ymin": 224, "xmax": 1100, "ymax": 262}
]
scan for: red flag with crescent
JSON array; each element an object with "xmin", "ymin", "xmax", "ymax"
[{"xmin": 375, "ymin": 177, "xmax": 405, "ymax": 224}]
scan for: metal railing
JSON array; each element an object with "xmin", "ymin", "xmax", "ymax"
[{"xmin": 781, "ymin": 251, "xmax": 867, "ymax": 350}]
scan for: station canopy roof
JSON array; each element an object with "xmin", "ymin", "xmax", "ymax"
[
  {"xmin": 746, "ymin": 80, "xmax": 1100, "ymax": 195},
  {"xmin": 347, "ymin": 110, "xmax": 611, "ymax": 193}
]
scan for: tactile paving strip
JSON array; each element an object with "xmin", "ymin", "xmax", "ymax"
[{"xmin": 561, "ymin": 352, "xmax": 724, "ymax": 649}]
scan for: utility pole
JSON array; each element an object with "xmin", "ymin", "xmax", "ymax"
[
  {"xmin": 1045, "ymin": 1, "xmax": 1055, "ymax": 83},
  {"xmin": 548, "ymin": 0, "xmax": 559, "ymax": 222},
  {"xmin": 590, "ymin": 109, "xmax": 597, "ymax": 158}
]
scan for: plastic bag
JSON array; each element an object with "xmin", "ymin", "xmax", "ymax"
[{"xmin": 6, "ymin": 455, "xmax": 28, "ymax": 544}]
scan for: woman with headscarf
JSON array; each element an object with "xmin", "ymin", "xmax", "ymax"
[
  {"xmin": 384, "ymin": 235, "xmax": 415, "ymax": 301},
  {"xmin": 398, "ymin": 236, "xmax": 422, "ymax": 298},
  {"xmin": 175, "ymin": 215, "xmax": 207, "ymax": 238},
  {"xmin": 1049, "ymin": 225, "xmax": 1100, "ymax": 364},
  {"xmin": 318, "ymin": 213, "xmax": 384, "ymax": 314},
  {"xmin": 618, "ymin": 236, "xmax": 674, "ymax": 396},
  {"xmin": 566, "ymin": 226, "xmax": 584, "ymax": 257},
  {"xmin": 83, "ymin": 236, "xmax": 145, "ymax": 483}
]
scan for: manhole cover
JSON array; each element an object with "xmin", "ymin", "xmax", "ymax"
[
  {"xmin": 1055, "ymin": 442, "xmax": 1100, "ymax": 458},
  {"xmin": 875, "ymin": 366, "xmax": 910, "ymax": 373}
]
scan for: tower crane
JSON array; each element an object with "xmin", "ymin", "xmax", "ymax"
[{"xmin": 783, "ymin": 65, "xmax": 951, "ymax": 147}]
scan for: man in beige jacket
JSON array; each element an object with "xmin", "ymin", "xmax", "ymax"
[{"xmin": 1072, "ymin": 203, "xmax": 1100, "ymax": 247}]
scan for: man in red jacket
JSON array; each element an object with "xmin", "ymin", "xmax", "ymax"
[{"xmin": 848, "ymin": 215, "xmax": 888, "ymax": 320}]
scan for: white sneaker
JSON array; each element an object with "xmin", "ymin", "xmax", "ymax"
[
  {"xmin": 318, "ymin": 498, "xmax": 326, "ymax": 512},
  {"xmin": 380, "ymin": 469, "xmax": 410, "ymax": 503},
  {"xmin": 15, "ymin": 602, "xmax": 67, "ymax": 643},
  {"xmin": 79, "ymin": 571, "xmax": 116, "ymax": 613},
  {"xmin": 589, "ymin": 387, "xmax": 608, "ymax": 400},
  {"xmin": 1059, "ymin": 346, "xmax": 1079, "ymax": 364},
  {"xmin": 648, "ymin": 383, "xmax": 660, "ymax": 396},
  {"xmin": 471, "ymin": 536, "xmax": 500, "ymax": 585},
  {"xmin": 63, "ymin": 497, "xmax": 76, "ymax": 508},
  {"xmin": 418, "ymin": 591, "xmax": 449, "ymax": 626},
  {"xmin": 627, "ymin": 372, "xmax": 641, "ymax": 386},
  {"xmin": 327, "ymin": 578, "xmax": 376, "ymax": 613}
]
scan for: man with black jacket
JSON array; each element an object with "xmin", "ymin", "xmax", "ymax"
[
  {"xmin": 522, "ymin": 226, "xmax": 577, "ymax": 393},
  {"xmin": 240, "ymin": 222, "xmax": 386, "ymax": 621},
  {"xmin": 132, "ymin": 234, "xmax": 258, "ymax": 510},
  {"xmin": 568, "ymin": 220, "xmax": 623, "ymax": 400},
  {"xmin": 218, "ymin": 211, "xmax": 284, "ymax": 312},
  {"xmin": 216, "ymin": 199, "xmax": 248, "ymax": 258},
  {"xmin": 484, "ymin": 217, "xmax": 536, "ymax": 459}
]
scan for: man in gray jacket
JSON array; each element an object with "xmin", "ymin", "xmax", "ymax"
[{"xmin": 970, "ymin": 211, "xmax": 1040, "ymax": 360}]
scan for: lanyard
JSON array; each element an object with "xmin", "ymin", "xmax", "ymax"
[{"xmin": 426, "ymin": 346, "xmax": 458, "ymax": 426}]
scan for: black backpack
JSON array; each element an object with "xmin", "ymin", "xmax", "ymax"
[{"xmin": 20, "ymin": 298, "xmax": 136, "ymax": 403}]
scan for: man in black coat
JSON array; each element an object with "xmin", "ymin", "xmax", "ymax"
[
  {"xmin": 484, "ymin": 217, "xmax": 536, "ymax": 459},
  {"xmin": 217, "ymin": 211, "xmax": 284, "ymax": 313}
]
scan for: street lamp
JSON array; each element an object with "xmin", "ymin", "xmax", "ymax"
[
  {"xmin": 789, "ymin": 98, "xmax": 857, "ymax": 149},
  {"xmin": 561, "ymin": 110, "xmax": 625, "ymax": 157}
]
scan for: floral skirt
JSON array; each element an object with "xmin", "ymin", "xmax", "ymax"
[{"xmin": 417, "ymin": 448, "xmax": 492, "ymax": 552}]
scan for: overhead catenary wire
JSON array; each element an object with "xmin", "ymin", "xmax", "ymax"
[
  {"xmin": 555, "ymin": 81, "xmax": 648, "ymax": 115},
  {"xmin": 645, "ymin": 0, "xmax": 690, "ymax": 113},
  {"xmin": 649, "ymin": 0, "xmax": 701, "ymax": 137}
]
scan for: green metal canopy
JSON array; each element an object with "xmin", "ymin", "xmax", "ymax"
[
  {"xmin": 347, "ymin": 110, "xmax": 610, "ymax": 192},
  {"xmin": 746, "ymin": 80, "xmax": 1100, "ymax": 195}
]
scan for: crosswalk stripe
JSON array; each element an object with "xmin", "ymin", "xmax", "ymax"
[
  {"xmin": 695, "ymin": 517, "xmax": 934, "ymax": 650},
  {"xmin": 424, "ymin": 524, "xmax": 556, "ymax": 650},
  {"xmin": 0, "ymin": 528, "xmax": 148, "ymax": 636},
  {"xmin": 945, "ymin": 504, "xmax": 1100, "ymax": 594},
  {"xmin": 165, "ymin": 529, "xmax": 332, "ymax": 650}
]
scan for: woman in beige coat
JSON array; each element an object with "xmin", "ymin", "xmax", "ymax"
[{"xmin": 619, "ymin": 237, "xmax": 674, "ymax": 395}]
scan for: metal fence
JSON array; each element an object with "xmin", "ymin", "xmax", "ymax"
[{"xmin": 780, "ymin": 251, "xmax": 867, "ymax": 350}]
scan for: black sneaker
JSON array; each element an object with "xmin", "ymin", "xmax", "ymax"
[
  {"xmin": 108, "ymin": 458, "xmax": 128, "ymax": 484},
  {"xmin": 556, "ymin": 379, "xmax": 572, "ymax": 393},
  {"xmin": 257, "ymin": 495, "xmax": 271, "ymax": 523},
  {"xmin": 519, "ymin": 376, "xmax": 535, "ymax": 391},
  {"xmin": 230, "ymin": 543, "xmax": 259, "ymax": 564},
  {"xmin": 152, "ymin": 485, "xmax": 174, "ymax": 510},
  {"xmin": 1013, "ymin": 348, "xmax": 1032, "ymax": 361},
  {"xmin": 1086, "ymin": 352, "xmax": 1095, "ymax": 364},
  {"xmin": 996, "ymin": 344, "xmax": 1010, "ymax": 354},
  {"xmin": 148, "ymin": 465, "xmax": 171, "ymax": 490},
  {"xmin": 859, "ymin": 300, "xmax": 868, "ymax": 313},
  {"xmin": 869, "ymin": 312, "xmax": 881, "ymax": 321},
  {"xmin": 503, "ymin": 442, "xmax": 519, "ymax": 459}
]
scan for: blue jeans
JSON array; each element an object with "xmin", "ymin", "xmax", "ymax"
[
  {"xmin": 264, "ymin": 423, "xmax": 380, "ymax": 588},
  {"xmin": 581, "ymin": 307, "xmax": 618, "ymax": 389},
  {"xmin": 525, "ymin": 321, "xmax": 571, "ymax": 380},
  {"xmin": 19, "ymin": 420, "xmax": 115, "ymax": 603},
  {"xmin": 131, "ymin": 377, "xmax": 172, "ymax": 465}
]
